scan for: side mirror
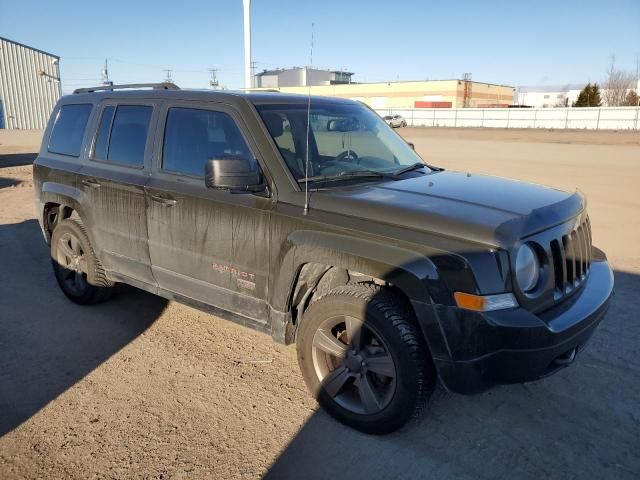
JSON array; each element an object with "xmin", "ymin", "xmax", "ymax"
[
  {"xmin": 407, "ymin": 142, "xmax": 415, "ymax": 150},
  {"xmin": 205, "ymin": 157, "xmax": 264, "ymax": 192}
]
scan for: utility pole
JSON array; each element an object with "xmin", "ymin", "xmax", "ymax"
[
  {"xmin": 163, "ymin": 69, "xmax": 173, "ymax": 83},
  {"xmin": 101, "ymin": 59, "xmax": 112, "ymax": 86},
  {"xmin": 251, "ymin": 61, "xmax": 257, "ymax": 85},
  {"xmin": 243, "ymin": 0, "xmax": 252, "ymax": 89},
  {"xmin": 209, "ymin": 68, "xmax": 220, "ymax": 89}
]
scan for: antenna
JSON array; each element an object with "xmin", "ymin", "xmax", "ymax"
[
  {"xmin": 163, "ymin": 69, "xmax": 173, "ymax": 83},
  {"xmin": 303, "ymin": 22, "xmax": 315, "ymax": 214}
]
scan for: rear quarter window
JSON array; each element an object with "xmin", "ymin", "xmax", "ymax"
[{"xmin": 47, "ymin": 104, "xmax": 93, "ymax": 157}]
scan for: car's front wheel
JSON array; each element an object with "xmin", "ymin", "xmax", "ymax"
[
  {"xmin": 296, "ymin": 283, "xmax": 436, "ymax": 434},
  {"xmin": 51, "ymin": 218, "xmax": 115, "ymax": 304}
]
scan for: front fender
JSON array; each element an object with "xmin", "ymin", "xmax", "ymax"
[
  {"xmin": 271, "ymin": 230, "xmax": 440, "ymax": 310},
  {"xmin": 270, "ymin": 229, "xmax": 458, "ymax": 360}
]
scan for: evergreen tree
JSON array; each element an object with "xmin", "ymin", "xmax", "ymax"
[{"xmin": 572, "ymin": 83, "xmax": 602, "ymax": 107}]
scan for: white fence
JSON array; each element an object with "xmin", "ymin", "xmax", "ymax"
[{"xmin": 375, "ymin": 107, "xmax": 640, "ymax": 130}]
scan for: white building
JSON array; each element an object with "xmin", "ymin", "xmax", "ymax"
[
  {"xmin": 517, "ymin": 81, "xmax": 640, "ymax": 108},
  {"xmin": 254, "ymin": 67, "xmax": 354, "ymax": 88},
  {"xmin": 516, "ymin": 85, "xmax": 583, "ymax": 108}
]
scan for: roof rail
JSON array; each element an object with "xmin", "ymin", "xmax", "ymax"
[
  {"xmin": 73, "ymin": 82, "xmax": 180, "ymax": 94},
  {"xmin": 244, "ymin": 88, "xmax": 280, "ymax": 93}
]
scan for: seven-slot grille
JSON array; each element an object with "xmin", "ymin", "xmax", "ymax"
[{"xmin": 549, "ymin": 217, "xmax": 592, "ymax": 298}]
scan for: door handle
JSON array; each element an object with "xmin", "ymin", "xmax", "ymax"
[
  {"xmin": 149, "ymin": 194, "xmax": 177, "ymax": 207},
  {"xmin": 82, "ymin": 178, "xmax": 101, "ymax": 189}
]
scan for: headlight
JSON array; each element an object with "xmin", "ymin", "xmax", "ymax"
[{"xmin": 515, "ymin": 244, "xmax": 540, "ymax": 292}]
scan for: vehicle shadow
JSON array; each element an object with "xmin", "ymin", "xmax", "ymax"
[
  {"xmin": 264, "ymin": 268, "xmax": 640, "ymax": 480},
  {"xmin": 0, "ymin": 177, "xmax": 24, "ymax": 189},
  {"xmin": 0, "ymin": 219, "xmax": 168, "ymax": 437},
  {"xmin": 0, "ymin": 152, "xmax": 37, "ymax": 168}
]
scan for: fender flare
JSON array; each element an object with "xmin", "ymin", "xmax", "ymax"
[
  {"xmin": 271, "ymin": 230, "xmax": 440, "ymax": 311},
  {"xmin": 40, "ymin": 182, "xmax": 97, "ymax": 246}
]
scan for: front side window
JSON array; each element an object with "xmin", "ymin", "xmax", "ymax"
[
  {"xmin": 256, "ymin": 102, "xmax": 428, "ymax": 182},
  {"xmin": 92, "ymin": 105, "xmax": 152, "ymax": 167},
  {"xmin": 48, "ymin": 104, "xmax": 93, "ymax": 157},
  {"xmin": 162, "ymin": 107, "xmax": 255, "ymax": 177}
]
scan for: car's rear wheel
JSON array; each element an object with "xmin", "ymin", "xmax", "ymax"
[
  {"xmin": 51, "ymin": 218, "xmax": 114, "ymax": 304},
  {"xmin": 296, "ymin": 283, "xmax": 436, "ymax": 434}
]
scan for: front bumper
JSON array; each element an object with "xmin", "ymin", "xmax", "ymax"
[{"xmin": 414, "ymin": 259, "xmax": 614, "ymax": 394}]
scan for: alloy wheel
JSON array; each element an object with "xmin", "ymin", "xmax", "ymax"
[
  {"xmin": 55, "ymin": 232, "xmax": 89, "ymax": 295},
  {"xmin": 311, "ymin": 314, "xmax": 397, "ymax": 415}
]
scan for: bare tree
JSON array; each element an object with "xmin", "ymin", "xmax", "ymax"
[{"xmin": 603, "ymin": 56, "xmax": 636, "ymax": 106}]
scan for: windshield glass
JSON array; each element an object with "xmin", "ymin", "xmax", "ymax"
[{"xmin": 256, "ymin": 102, "xmax": 428, "ymax": 183}]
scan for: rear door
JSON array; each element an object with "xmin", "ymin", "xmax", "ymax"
[
  {"xmin": 79, "ymin": 101, "xmax": 157, "ymax": 285},
  {"xmin": 145, "ymin": 101, "xmax": 273, "ymax": 322}
]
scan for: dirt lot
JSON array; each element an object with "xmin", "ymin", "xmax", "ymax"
[{"xmin": 0, "ymin": 128, "xmax": 638, "ymax": 479}]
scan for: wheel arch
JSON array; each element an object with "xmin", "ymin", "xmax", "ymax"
[
  {"xmin": 270, "ymin": 230, "xmax": 441, "ymax": 344},
  {"xmin": 40, "ymin": 183, "xmax": 93, "ymax": 244}
]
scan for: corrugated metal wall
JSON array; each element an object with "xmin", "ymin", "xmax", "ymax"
[{"xmin": 0, "ymin": 37, "xmax": 62, "ymax": 129}]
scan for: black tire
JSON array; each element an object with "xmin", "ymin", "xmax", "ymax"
[
  {"xmin": 50, "ymin": 218, "xmax": 115, "ymax": 305},
  {"xmin": 296, "ymin": 283, "xmax": 436, "ymax": 434}
]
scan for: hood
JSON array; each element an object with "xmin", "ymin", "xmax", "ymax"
[{"xmin": 310, "ymin": 171, "xmax": 585, "ymax": 248}]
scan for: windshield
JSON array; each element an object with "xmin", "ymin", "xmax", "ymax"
[{"xmin": 256, "ymin": 102, "xmax": 429, "ymax": 184}]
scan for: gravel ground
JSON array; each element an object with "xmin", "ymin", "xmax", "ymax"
[{"xmin": 0, "ymin": 128, "xmax": 638, "ymax": 479}]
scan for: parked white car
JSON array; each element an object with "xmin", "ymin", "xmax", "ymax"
[{"xmin": 383, "ymin": 114, "xmax": 407, "ymax": 128}]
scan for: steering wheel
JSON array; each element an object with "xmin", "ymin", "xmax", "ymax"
[{"xmin": 334, "ymin": 150, "xmax": 359, "ymax": 163}]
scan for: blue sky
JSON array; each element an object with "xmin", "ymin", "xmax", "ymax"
[{"xmin": 2, "ymin": 0, "xmax": 639, "ymax": 93}]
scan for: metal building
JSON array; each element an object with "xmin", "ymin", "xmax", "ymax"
[
  {"xmin": 254, "ymin": 67, "xmax": 354, "ymax": 88},
  {"xmin": 0, "ymin": 36, "xmax": 61, "ymax": 129},
  {"xmin": 258, "ymin": 79, "xmax": 515, "ymax": 109}
]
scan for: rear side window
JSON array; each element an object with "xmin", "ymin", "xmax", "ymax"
[
  {"xmin": 162, "ymin": 107, "xmax": 254, "ymax": 177},
  {"xmin": 93, "ymin": 105, "xmax": 152, "ymax": 167},
  {"xmin": 93, "ymin": 106, "xmax": 115, "ymax": 160},
  {"xmin": 48, "ymin": 104, "xmax": 93, "ymax": 157}
]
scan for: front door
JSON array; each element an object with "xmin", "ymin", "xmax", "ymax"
[{"xmin": 145, "ymin": 102, "xmax": 273, "ymax": 322}]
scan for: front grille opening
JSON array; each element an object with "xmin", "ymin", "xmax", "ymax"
[
  {"xmin": 573, "ymin": 230, "xmax": 583, "ymax": 279},
  {"xmin": 562, "ymin": 235, "xmax": 575, "ymax": 285},
  {"xmin": 550, "ymin": 239, "xmax": 564, "ymax": 291}
]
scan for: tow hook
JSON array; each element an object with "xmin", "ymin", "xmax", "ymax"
[{"xmin": 553, "ymin": 347, "xmax": 577, "ymax": 366}]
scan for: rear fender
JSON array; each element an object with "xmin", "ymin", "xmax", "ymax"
[{"xmin": 39, "ymin": 182, "xmax": 96, "ymax": 247}]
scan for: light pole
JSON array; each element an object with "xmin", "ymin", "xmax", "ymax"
[{"xmin": 243, "ymin": 0, "xmax": 252, "ymax": 89}]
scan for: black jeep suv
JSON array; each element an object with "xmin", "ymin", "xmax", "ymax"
[{"xmin": 33, "ymin": 83, "xmax": 614, "ymax": 434}]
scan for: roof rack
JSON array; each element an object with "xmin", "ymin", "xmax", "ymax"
[{"xmin": 73, "ymin": 82, "xmax": 180, "ymax": 94}]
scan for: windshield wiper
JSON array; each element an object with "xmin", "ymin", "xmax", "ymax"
[
  {"xmin": 392, "ymin": 162, "xmax": 444, "ymax": 175},
  {"xmin": 392, "ymin": 162, "xmax": 428, "ymax": 175},
  {"xmin": 299, "ymin": 170, "xmax": 398, "ymax": 185}
]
